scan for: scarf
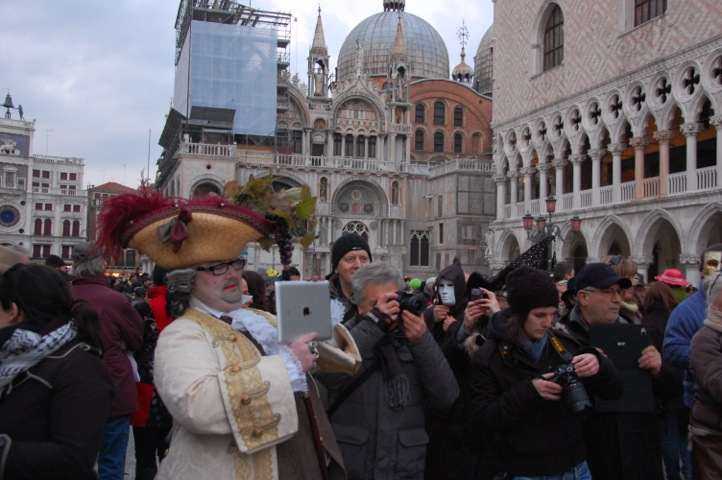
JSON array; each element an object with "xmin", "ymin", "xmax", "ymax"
[
  {"xmin": 378, "ymin": 337, "xmax": 410, "ymax": 411},
  {"xmin": 0, "ymin": 321, "xmax": 77, "ymax": 398},
  {"xmin": 521, "ymin": 331, "xmax": 549, "ymax": 363},
  {"xmin": 704, "ymin": 305, "xmax": 722, "ymax": 333}
]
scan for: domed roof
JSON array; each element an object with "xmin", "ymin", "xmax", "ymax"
[
  {"xmin": 337, "ymin": 7, "xmax": 449, "ymax": 81},
  {"xmin": 452, "ymin": 47, "xmax": 473, "ymax": 83},
  {"xmin": 473, "ymin": 25, "xmax": 494, "ymax": 96}
]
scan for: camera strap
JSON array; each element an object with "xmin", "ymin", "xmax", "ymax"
[{"xmin": 548, "ymin": 331, "xmax": 573, "ymax": 363}]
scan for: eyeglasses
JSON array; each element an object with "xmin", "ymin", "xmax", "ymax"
[
  {"xmin": 583, "ymin": 287, "xmax": 626, "ymax": 298},
  {"xmin": 196, "ymin": 258, "xmax": 246, "ymax": 276}
]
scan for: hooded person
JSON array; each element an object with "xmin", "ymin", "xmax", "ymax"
[
  {"xmin": 423, "ymin": 258, "xmax": 468, "ymax": 340},
  {"xmin": 470, "ymin": 265, "xmax": 623, "ymax": 479},
  {"xmin": 94, "ymin": 186, "xmax": 345, "ymax": 480}
]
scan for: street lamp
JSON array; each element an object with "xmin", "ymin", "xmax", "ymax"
[{"xmin": 522, "ymin": 196, "xmax": 581, "ymax": 271}]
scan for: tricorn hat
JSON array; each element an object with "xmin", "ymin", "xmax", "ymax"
[{"xmin": 95, "ymin": 188, "xmax": 273, "ymax": 270}]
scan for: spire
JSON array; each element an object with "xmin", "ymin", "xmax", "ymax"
[
  {"xmin": 452, "ymin": 21, "xmax": 473, "ymax": 83},
  {"xmin": 391, "ymin": 14, "xmax": 406, "ymax": 62},
  {"xmin": 383, "ymin": 0, "xmax": 405, "ymax": 12},
  {"xmin": 310, "ymin": 5, "xmax": 327, "ymax": 56}
]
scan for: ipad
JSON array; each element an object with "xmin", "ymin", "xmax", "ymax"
[
  {"xmin": 589, "ymin": 323, "xmax": 654, "ymax": 413},
  {"xmin": 275, "ymin": 281, "xmax": 333, "ymax": 344}
]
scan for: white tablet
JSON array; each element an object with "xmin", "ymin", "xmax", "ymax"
[{"xmin": 275, "ymin": 281, "xmax": 333, "ymax": 344}]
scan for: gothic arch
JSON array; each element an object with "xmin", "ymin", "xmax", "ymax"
[
  {"xmin": 189, "ymin": 174, "xmax": 224, "ymax": 198},
  {"xmin": 530, "ymin": 2, "xmax": 565, "ymax": 75},
  {"xmin": 590, "ymin": 215, "xmax": 633, "ymax": 259},
  {"xmin": 685, "ymin": 202, "xmax": 722, "ymax": 254}
]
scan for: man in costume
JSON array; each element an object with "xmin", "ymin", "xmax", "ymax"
[{"xmin": 95, "ymin": 190, "xmax": 345, "ymax": 480}]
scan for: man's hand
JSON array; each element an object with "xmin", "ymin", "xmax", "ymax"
[
  {"xmin": 638, "ymin": 345, "xmax": 662, "ymax": 376},
  {"xmin": 288, "ymin": 332, "xmax": 319, "ymax": 372},
  {"xmin": 402, "ymin": 310, "xmax": 427, "ymax": 342},
  {"xmin": 571, "ymin": 353, "xmax": 600, "ymax": 378},
  {"xmin": 365, "ymin": 291, "xmax": 401, "ymax": 333}
]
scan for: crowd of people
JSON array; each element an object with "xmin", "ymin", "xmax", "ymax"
[{"xmin": 0, "ymin": 192, "xmax": 720, "ymax": 480}]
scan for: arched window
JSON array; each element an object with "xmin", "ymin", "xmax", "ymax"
[
  {"xmin": 63, "ymin": 220, "xmax": 71, "ymax": 237},
  {"xmin": 355, "ymin": 135, "xmax": 365, "ymax": 158},
  {"xmin": 72, "ymin": 220, "xmax": 80, "ymax": 237},
  {"xmin": 34, "ymin": 218, "xmax": 42, "ymax": 235},
  {"xmin": 415, "ymin": 129, "xmax": 425, "ymax": 150},
  {"xmin": 434, "ymin": 132, "xmax": 444, "ymax": 152},
  {"xmin": 543, "ymin": 5, "xmax": 564, "ymax": 71},
  {"xmin": 341, "ymin": 221, "xmax": 370, "ymax": 242},
  {"xmin": 415, "ymin": 104, "xmax": 425, "ymax": 123},
  {"xmin": 454, "ymin": 107, "xmax": 463, "ymax": 127},
  {"xmin": 454, "ymin": 133, "xmax": 463, "ymax": 154},
  {"xmin": 43, "ymin": 219, "xmax": 52, "ymax": 236},
  {"xmin": 368, "ymin": 137, "xmax": 377, "ymax": 158},
  {"xmin": 409, "ymin": 230, "xmax": 430, "ymax": 267},
  {"xmin": 333, "ymin": 133, "xmax": 342, "ymax": 156},
  {"xmin": 344, "ymin": 134, "xmax": 353, "ymax": 157},
  {"xmin": 433, "ymin": 102, "xmax": 445, "ymax": 125}
]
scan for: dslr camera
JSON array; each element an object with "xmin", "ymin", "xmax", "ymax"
[
  {"xmin": 548, "ymin": 364, "xmax": 593, "ymax": 414},
  {"xmin": 395, "ymin": 290, "xmax": 427, "ymax": 316}
]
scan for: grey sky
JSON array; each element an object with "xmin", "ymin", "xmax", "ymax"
[{"xmin": 1, "ymin": 0, "xmax": 493, "ymax": 190}]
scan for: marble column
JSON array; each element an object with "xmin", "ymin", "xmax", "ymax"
[
  {"xmin": 588, "ymin": 149, "xmax": 605, "ymax": 204},
  {"xmin": 653, "ymin": 130, "xmax": 674, "ymax": 196},
  {"xmin": 709, "ymin": 115, "xmax": 722, "ymax": 188},
  {"xmin": 494, "ymin": 173, "xmax": 507, "ymax": 219},
  {"xmin": 552, "ymin": 157, "xmax": 566, "ymax": 198},
  {"xmin": 680, "ymin": 122, "xmax": 702, "ymax": 192},
  {"xmin": 608, "ymin": 143, "xmax": 626, "ymax": 202},
  {"xmin": 521, "ymin": 166, "xmax": 534, "ymax": 211},
  {"xmin": 629, "ymin": 136, "xmax": 648, "ymax": 200},
  {"xmin": 537, "ymin": 163, "xmax": 551, "ymax": 201},
  {"xmin": 569, "ymin": 153, "xmax": 585, "ymax": 209},
  {"xmin": 508, "ymin": 171, "xmax": 519, "ymax": 211}
]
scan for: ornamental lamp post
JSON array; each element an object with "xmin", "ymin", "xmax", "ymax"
[{"xmin": 522, "ymin": 196, "xmax": 582, "ymax": 271}]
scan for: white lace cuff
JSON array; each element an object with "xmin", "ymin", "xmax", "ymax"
[{"xmin": 279, "ymin": 346, "xmax": 308, "ymax": 393}]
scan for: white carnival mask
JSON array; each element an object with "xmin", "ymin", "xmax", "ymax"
[{"xmin": 438, "ymin": 279, "xmax": 456, "ymax": 307}]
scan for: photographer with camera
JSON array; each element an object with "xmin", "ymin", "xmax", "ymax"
[
  {"xmin": 316, "ymin": 262, "xmax": 459, "ymax": 480},
  {"xmin": 471, "ymin": 265, "xmax": 622, "ymax": 479}
]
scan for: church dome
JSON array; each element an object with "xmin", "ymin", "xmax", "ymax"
[
  {"xmin": 473, "ymin": 25, "xmax": 494, "ymax": 96},
  {"xmin": 336, "ymin": 3, "xmax": 449, "ymax": 81},
  {"xmin": 452, "ymin": 48, "xmax": 474, "ymax": 84}
]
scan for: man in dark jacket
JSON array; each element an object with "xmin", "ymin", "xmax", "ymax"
[
  {"xmin": 318, "ymin": 262, "xmax": 459, "ymax": 479},
  {"xmin": 70, "ymin": 242, "xmax": 144, "ymax": 480},
  {"xmin": 423, "ymin": 257, "xmax": 468, "ymax": 338},
  {"xmin": 326, "ymin": 233, "xmax": 372, "ymax": 321},
  {"xmin": 561, "ymin": 262, "xmax": 664, "ymax": 480}
]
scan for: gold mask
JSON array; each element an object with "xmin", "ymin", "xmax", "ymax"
[{"xmin": 702, "ymin": 251, "xmax": 722, "ymax": 282}]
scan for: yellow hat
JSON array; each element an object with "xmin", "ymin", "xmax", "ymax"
[{"xmin": 95, "ymin": 189, "xmax": 272, "ymax": 270}]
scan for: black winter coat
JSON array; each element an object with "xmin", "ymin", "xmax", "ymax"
[
  {"xmin": 0, "ymin": 340, "xmax": 114, "ymax": 479},
  {"xmin": 470, "ymin": 311, "xmax": 623, "ymax": 477}
]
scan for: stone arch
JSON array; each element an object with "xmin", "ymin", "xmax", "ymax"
[
  {"xmin": 331, "ymin": 179, "xmax": 389, "ymax": 218},
  {"xmin": 685, "ymin": 202, "xmax": 722, "ymax": 256},
  {"xmin": 497, "ymin": 227, "xmax": 522, "ymax": 267},
  {"xmin": 636, "ymin": 209, "xmax": 685, "ymax": 275},
  {"xmin": 590, "ymin": 215, "xmax": 634, "ymax": 259},
  {"xmin": 189, "ymin": 174, "xmax": 224, "ymax": 198},
  {"xmin": 530, "ymin": 1, "xmax": 565, "ymax": 75}
]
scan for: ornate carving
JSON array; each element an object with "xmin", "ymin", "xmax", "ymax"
[
  {"xmin": 680, "ymin": 122, "xmax": 703, "ymax": 137},
  {"xmin": 629, "ymin": 137, "xmax": 648, "ymax": 149},
  {"xmin": 608, "ymin": 143, "xmax": 626, "ymax": 155},
  {"xmin": 653, "ymin": 130, "xmax": 675, "ymax": 144}
]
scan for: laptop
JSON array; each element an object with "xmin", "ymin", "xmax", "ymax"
[
  {"xmin": 275, "ymin": 281, "xmax": 333, "ymax": 344},
  {"xmin": 588, "ymin": 323, "xmax": 655, "ymax": 413}
]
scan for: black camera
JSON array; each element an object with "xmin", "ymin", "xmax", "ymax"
[
  {"xmin": 395, "ymin": 290, "xmax": 427, "ymax": 316},
  {"xmin": 548, "ymin": 364, "xmax": 593, "ymax": 414}
]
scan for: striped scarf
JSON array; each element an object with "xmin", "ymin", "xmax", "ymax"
[{"xmin": 0, "ymin": 321, "xmax": 77, "ymax": 398}]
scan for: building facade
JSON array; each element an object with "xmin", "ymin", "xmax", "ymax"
[
  {"xmin": 0, "ymin": 94, "xmax": 88, "ymax": 262},
  {"xmin": 487, "ymin": 0, "xmax": 722, "ymax": 286},
  {"xmin": 155, "ymin": 0, "xmax": 495, "ymax": 278}
]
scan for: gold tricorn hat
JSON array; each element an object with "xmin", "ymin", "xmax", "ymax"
[{"xmin": 95, "ymin": 188, "xmax": 273, "ymax": 270}]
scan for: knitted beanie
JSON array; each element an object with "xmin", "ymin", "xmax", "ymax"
[
  {"xmin": 330, "ymin": 233, "xmax": 372, "ymax": 272},
  {"xmin": 505, "ymin": 265, "xmax": 559, "ymax": 315}
]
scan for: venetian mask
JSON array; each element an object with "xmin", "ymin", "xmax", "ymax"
[
  {"xmin": 437, "ymin": 279, "xmax": 456, "ymax": 307},
  {"xmin": 702, "ymin": 250, "xmax": 722, "ymax": 283}
]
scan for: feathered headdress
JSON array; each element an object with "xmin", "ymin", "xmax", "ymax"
[{"xmin": 94, "ymin": 186, "xmax": 273, "ymax": 270}]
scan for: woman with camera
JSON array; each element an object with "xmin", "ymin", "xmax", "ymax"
[{"xmin": 470, "ymin": 266, "xmax": 622, "ymax": 479}]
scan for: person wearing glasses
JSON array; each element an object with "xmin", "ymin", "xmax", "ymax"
[
  {"xmin": 559, "ymin": 263, "xmax": 664, "ymax": 480},
  {"xmin": 601, "ymin": 255, "xmax": 644, "ymax": 324},
  {"xmin": 94, "ymin": 192, "xmax": 346, "ymax": 480}
]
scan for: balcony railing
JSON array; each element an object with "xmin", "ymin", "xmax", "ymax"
[{"xmin": 501, "ymin": 166, "xmax": 720, "ymax": 220}]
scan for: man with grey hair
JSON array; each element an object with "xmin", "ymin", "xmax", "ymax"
[
  {"xmin": 317, "ymin": 262, "xmax": 459, "ymax": 479},
  {"xmin": 70, "ymin": 242, "xmax": 143, "ymax": 480}
]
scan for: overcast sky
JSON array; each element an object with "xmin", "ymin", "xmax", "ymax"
[{"xmin": 1, "ymin": 0, "xmax": 493, "ymax": 190}]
